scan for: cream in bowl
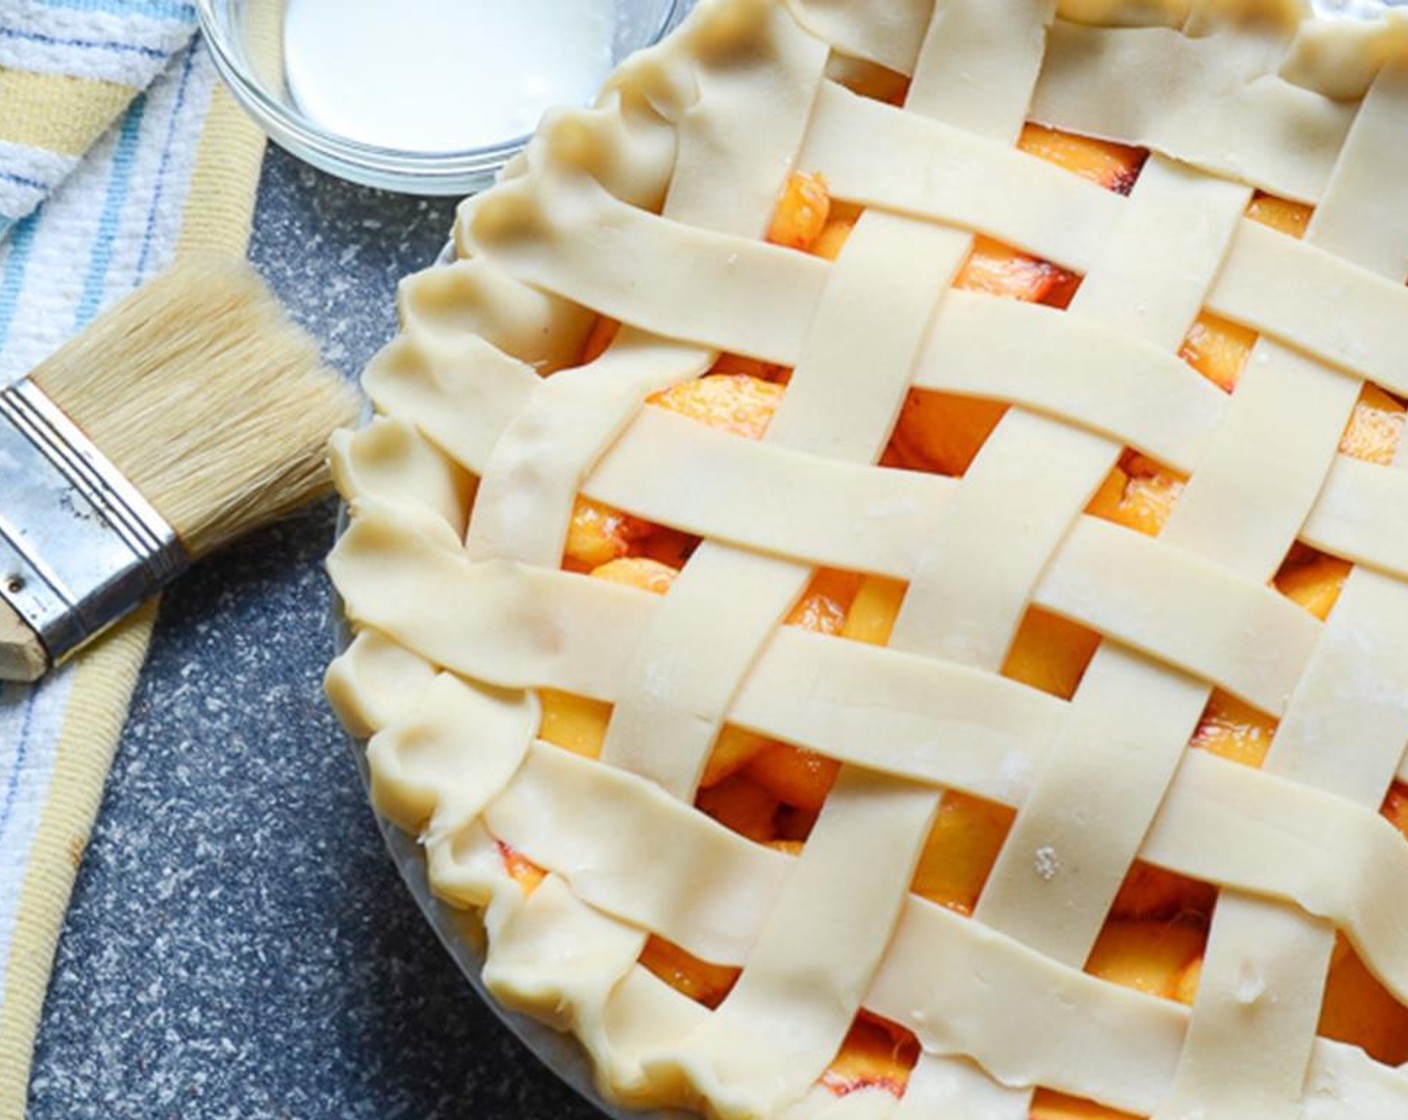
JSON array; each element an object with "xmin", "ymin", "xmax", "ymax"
[{"xmin": 198, "ymin": 0, "xmax": 684, "ymax": 194}]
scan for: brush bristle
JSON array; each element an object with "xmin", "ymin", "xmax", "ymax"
[{"xmin": 30, "ymin": 254, "xmax": 361, "ymax": 557}]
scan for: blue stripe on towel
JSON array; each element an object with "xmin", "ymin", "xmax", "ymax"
[
  {"xmin": 0, "ymin": 24, "xmax": 169, "ymax": 59},
  {"xmin": 75, "ymin": 91, "xmax": 147, "ymax": 329},
  {"xmin": 136, "ymin": 44, "xmax": 194, "ymax": 277},
  {"xmin": 0, "ymin": 168, "xmax": 51, "ymax": 194},
  {"xmin": 34, "ymin": 0, "xmax": 196, "ymax": 20},
  {"xmin": 0, "ymin": 686, "xmax": 42, "ymax": 864},
  {"xmin": 0, "ymin": 212, "xmax": 39, "ymax": 347}
]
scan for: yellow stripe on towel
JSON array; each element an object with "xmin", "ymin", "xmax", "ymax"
[
  {"xmin": 0, "ymin": 606, "xmax": 155, "ymax": 1114},
  {"xmin": 0, "ymin": 68, "xmax": 136, "ymax": 157}
]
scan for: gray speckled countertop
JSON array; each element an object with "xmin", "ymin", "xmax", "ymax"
[{"xmin": 25, "ymin": 147, "xmax": 601, "ymax": 1120}]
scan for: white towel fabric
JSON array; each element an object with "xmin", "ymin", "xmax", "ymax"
[{"xmin": 0, "ymin": 0, "xmax": 198, "ymax": 237}]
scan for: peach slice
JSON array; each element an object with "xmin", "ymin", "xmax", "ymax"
[
  {"xmin": 695, "ymin": 775, "xmax": 780, "ymax": 844},
  {"xmin": 841, "ymin": 576, "xmax": 906, "ymax": 647},
  {"xmin": 891, "ymin": 389, "xmax": 1008, "ymax": 477},
  {"xmin": 1031, "ymin": 1092, "xmax": 1140, "ymax": 1120},
  {"xmin": 497, "ymin": 840, "xmax": 547, "ymax": 895},
  {"xmin": 810, "ymin": 200, "xmax": 863, "ymax": 262},
  {"xmin": 565, "ymin": 498, "xmax": 656, "ymax": 570},
  {"xmin": 648, "ymin": 373, "xmax": 783, "ymax": 441},
  {"xmin": 820, "ymin": 1014, "xmax": 919, "ymax": 1099},
  {"xmin": 1189, "ymin": 689, "xmax": 1278, "ymax": 769},
  {"xmin": 1110, "ymin": 863, "xmax": 1216, "ymax": 923},
  {"xmin": 1319, "ymin": 935, "xmax": 1408, "ymax": 1065},
  {"xmin": 1381, "ymin": 781, "xmax": 1408, "ymax": 839},
  {"xmin": 813, "ymin": 215, "xmax": 856, "ymax": 261},
  {"xmin": 744, "ymin": 743, "xmax": 840, "ymax": 813},
  {"xmin": 956, "ymin": 236, "xmax": 1078, "ymax": 305},
  {"xmin": 788, "ymin": 569, "xmax": 860, "ymax": 635},
  {"xmin": 580, "ymin": 315, "xmax": 621, "ymax": 364},
  {"xmin": 539, "ymin": 690, "xmax": 610, "ymax": 760},
  {"xmin": 768, "ymin": 171, "xmax": 831, "ymax": 252},
  {"xmin": 1247, "ymin": 193, "xmax": 1313, "ymax": 240},
  {"xmin": 590, "ymin": 556, "xmax": 680, "ymax": 595},
  {"xmin": 1086, "ymin": 919, "xmax": 1207, "ymax": 1003},
  {"xmin": 1002, "ymin": 607, "xmax": 1101, "ymax": 701},
  {"xmin": 1179, "ymin": 312, "xmax": 1257, "ymax": 394},
  {"xmin": 700, "ymin": 725, "xmax": 773, "ymax": 788},
  {"xmin": 1275, "ymin": 552, "xmax": 1351, "ymax": 622},
  {"xmin": 1341, "ymin": 384, "xmax": 1405, "ymax": 466},
  {"xmin": 637, "ymin": 527, "xmax": 699, "ymax": 570},
  {"xmin": 708, "ymin": 351, "xmax": 789, "ymax": 383},
  {"xmin": 911, "ymin": 792, "xmax": 1016, "ymax": 915},
  {"xmin": 640, "ymin": 937, "xmax": 740, "ymax": 1010},
  {"xmin": 1085, "ymin": 454, "xmax": 1186, "ymax": 538},
  {"xmin": 1017, "ymin": 124, "xmax": 1146, "ymax": 195}
]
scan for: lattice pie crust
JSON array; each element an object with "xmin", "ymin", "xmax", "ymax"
[{"xmin": 326, "ymin": 2, "xmax": 1408, "ymax": 1117}]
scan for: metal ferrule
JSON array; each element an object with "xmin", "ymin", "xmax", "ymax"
[{"xmin": 0, "ymin": 379, "xmax": 187, "ymax": 665}]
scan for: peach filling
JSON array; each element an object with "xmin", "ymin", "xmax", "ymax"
[{"xmin": 494, "ymin": 121, "xmax": 1408, "ymax": 1111}]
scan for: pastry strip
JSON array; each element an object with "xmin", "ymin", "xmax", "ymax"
[
  {"xmin": 642, "ymin": 770, "xmax": 936, "ymax": 1116},
  {"xmin": 352, "ymin": 677, "xmax": 1408, "ymax": 1001},
  {"xmin": 952, "ymin": 161, "xmax": 1251, "ymax": 968},
  {"xmin": 1031, "ymin": 20, "xmax": 1354, "ymax": 202},
  {"xmin": 1301, "ymin": 456, "xmax": 1408, "ymax": 581},
  {"xmin": 801, "ymin": 81, "xmax": 1123, "ymax": 273},
  {"xmin": 1206, "ymin": 219, "xmax": 1408, "ymax": 400},
  {"xmin": 635, "ymin": 4, "xmax": 1055, "ymax": 1111},
  {"xmin": 1158, "ymin": 67, "xmax": 1408, "ymax": 1118}
]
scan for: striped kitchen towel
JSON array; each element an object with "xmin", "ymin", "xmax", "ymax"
[
  {"xmin": 0, "ymin": 4, "xmax": 267, "ymax": 1112},
  {"xmin": 0, "ymin": 0, "xmax": 198, "ymax": 241}
]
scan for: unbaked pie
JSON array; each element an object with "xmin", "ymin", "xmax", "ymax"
[{"xmin": 325, "ymin": 2, "xmax": 1408, "ymax": 1117}]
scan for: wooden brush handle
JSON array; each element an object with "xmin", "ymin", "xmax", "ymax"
[{"xmin": 0, "ymin": 601, "xmax": 52, "ymax": 682}]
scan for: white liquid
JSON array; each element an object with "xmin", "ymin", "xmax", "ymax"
[
  {"xmin": 283, "ymin": 0, "xmax": 617, "ymax": 154},
  {"xmin": 1312, "ymin": 0, "xmax": 1399, "ymax": 15}
]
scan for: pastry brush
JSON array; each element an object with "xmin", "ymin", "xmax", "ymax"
[{"xmin": 0, "ymin": 254, "xmax": 361, "ymax": 682}]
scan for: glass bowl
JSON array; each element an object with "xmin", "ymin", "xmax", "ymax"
[{"xmin": 197, "ymin": 0, "xmax": 685, "ymax": 196}]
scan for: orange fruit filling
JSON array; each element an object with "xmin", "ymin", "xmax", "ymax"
[
  {"xmin": 507, "ymin": 127, "xmax": 1408, "ymax": 1112},
  {"xmin": 1032, "ymin": 1091, "xmax": 1141, "ymax": 1120},
  {"xmin": 1086, "ymin": 918, "xmax": 1206, "ymax": 1005},
  {"xmin": 1342, "ymin": 384, "xmax": 1406, "ymax": 465},
  {"xmin": 1086, "ymin": 454, "xmax": 1186, "ymax": 538},
  {"xmin": 910, "ymin": 792, "xmax": 1016, "ymax": 916},
  {"xmin": 819, "ymin": 1014, "xmax": 920, "ymax": 1098},
  {"xmin": 1016, "ymin": 124, "xmax": 1146, "ymax": 194},
  {"xmin": 767, "ymin": 170, "xmax": 832, "ymax": 251},
  {"xmin": 640, "ymin": 937, "xmax": 740, "ymax": 1010},
  {"xmin": 1189, "ymin": 690, "xmax": 1278, "ymax": 770}
]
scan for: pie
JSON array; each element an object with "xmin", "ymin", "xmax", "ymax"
[{"xmin": 324, "ymin": 2, "xmax": 1408, "ymax": 1117}]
